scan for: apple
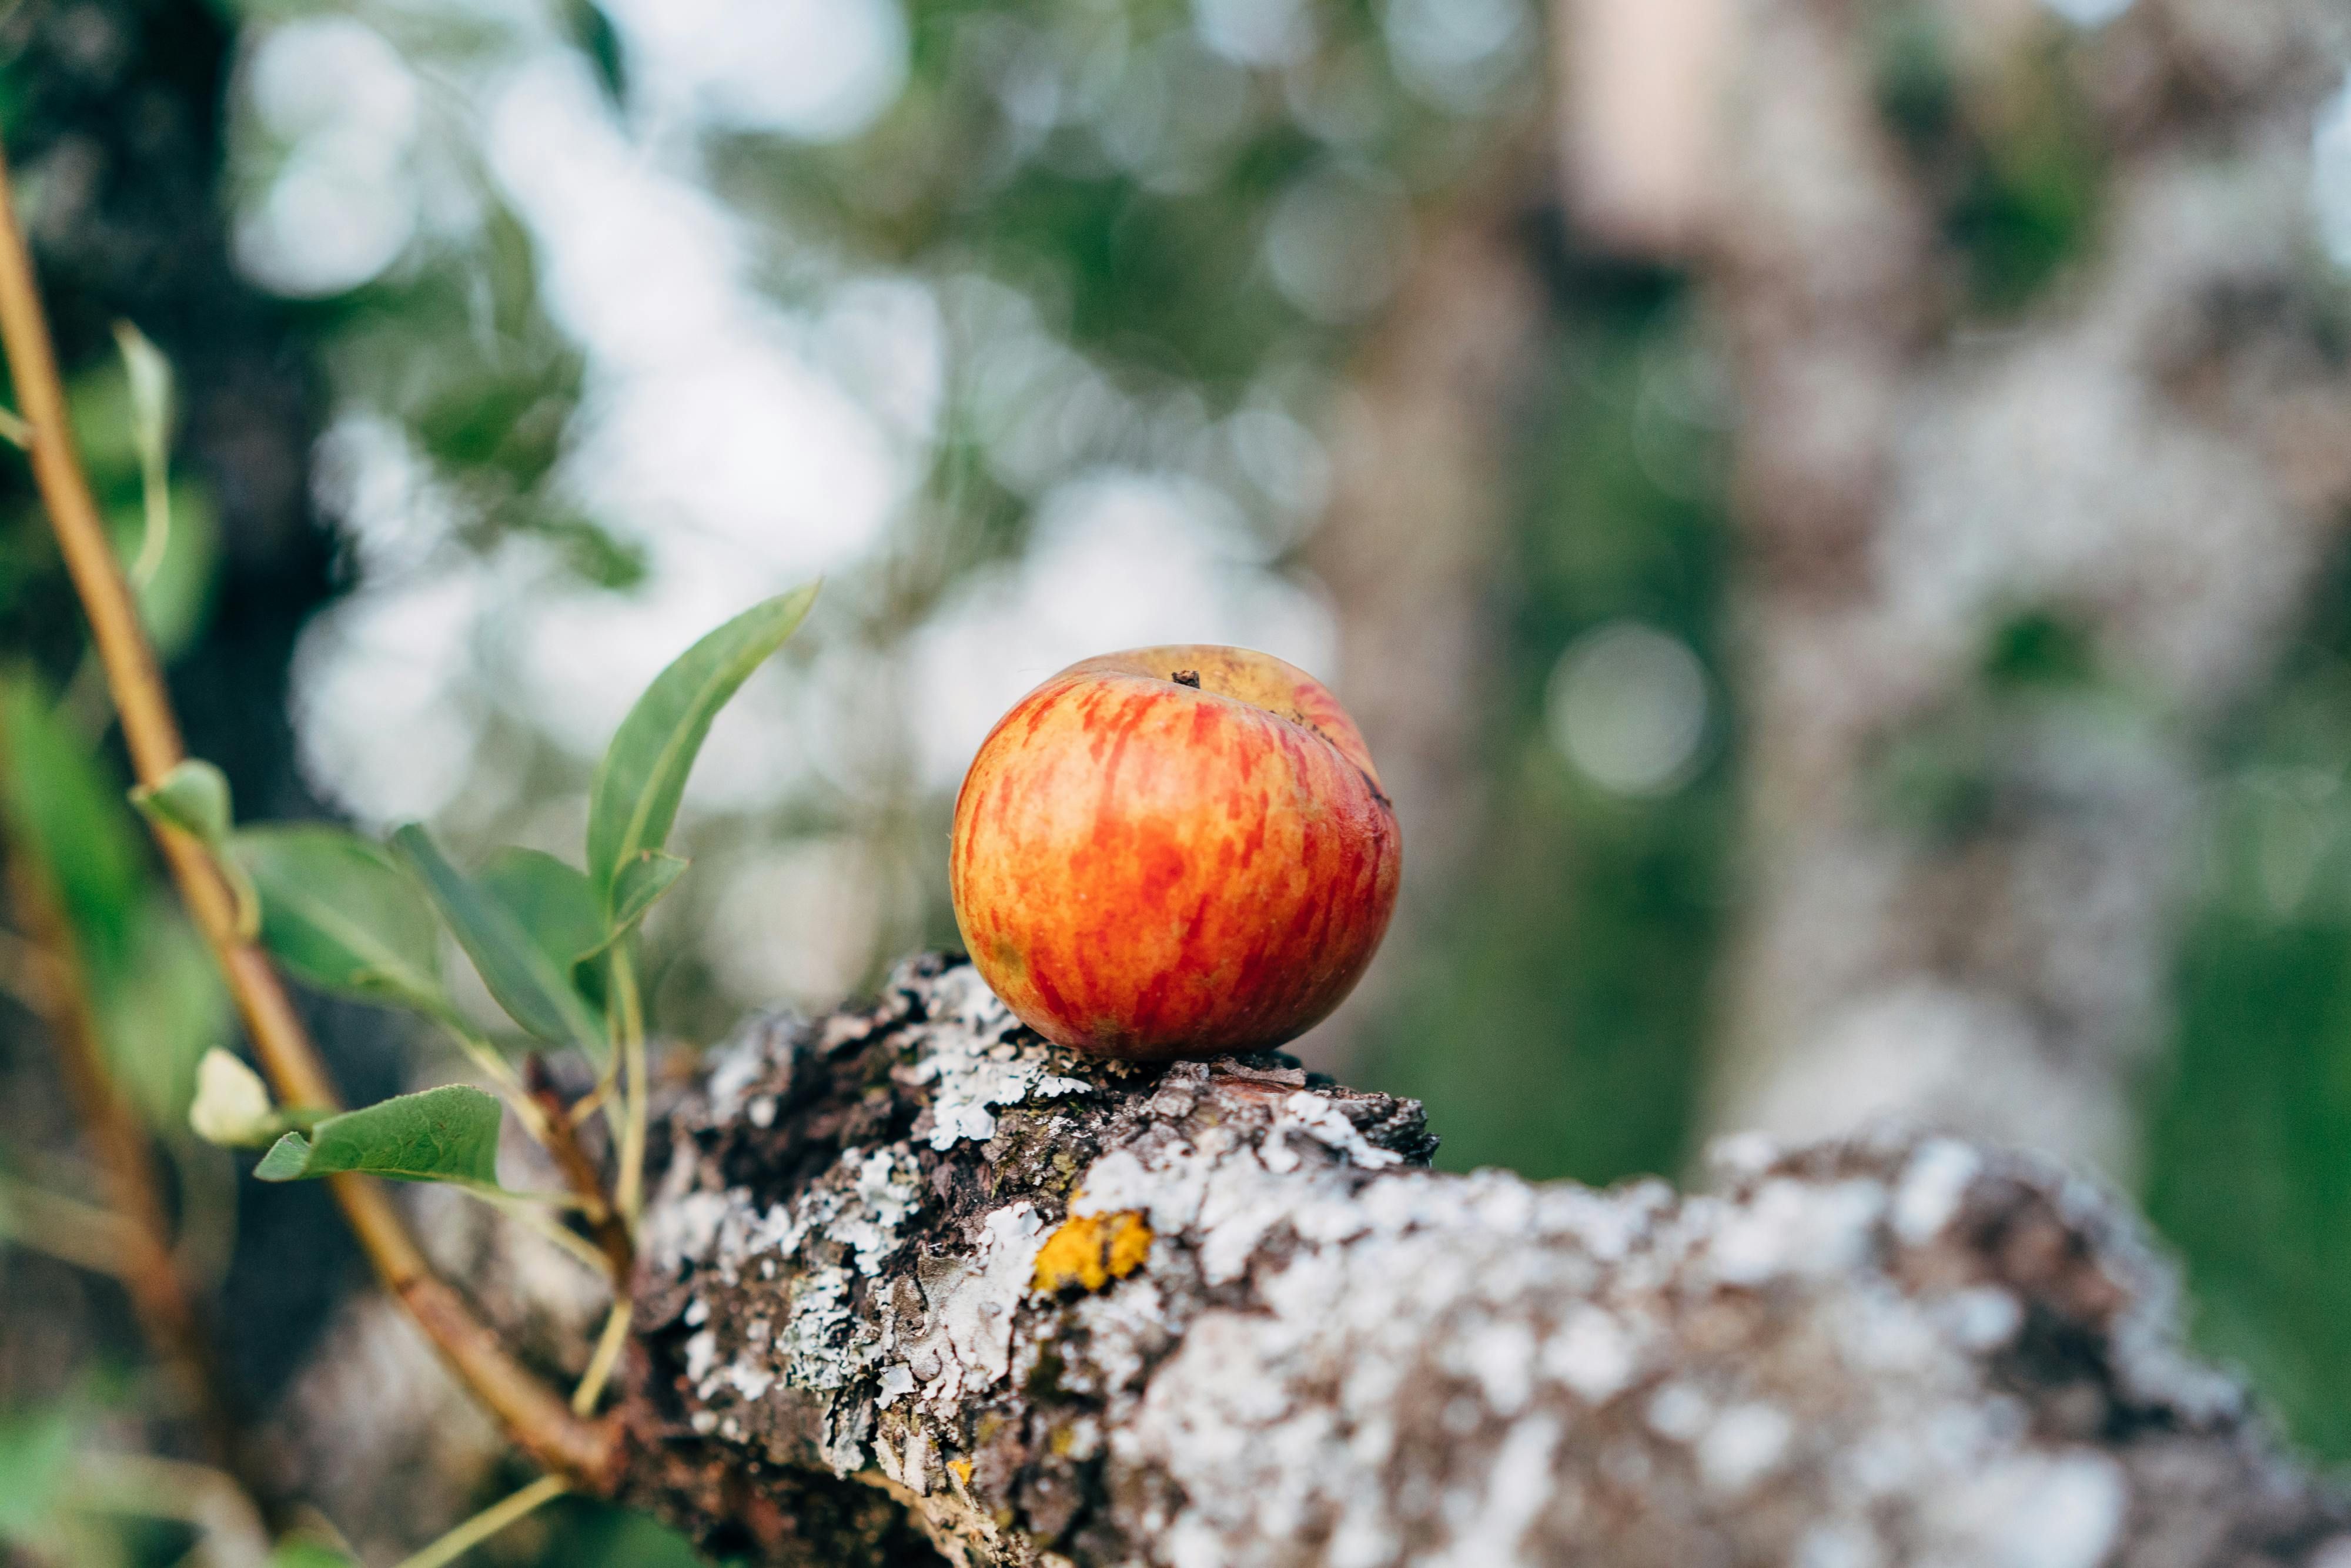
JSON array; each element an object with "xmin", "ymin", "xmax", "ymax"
[{"xmin": 949, "ymin": 644, "xmax": 1401, "ymax": 1061}]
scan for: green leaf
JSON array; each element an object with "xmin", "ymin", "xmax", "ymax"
[
  {"xmin": 609, "ymin": 849, "xmax": 688, "ymax": 938},
  {"xmin": 477, "ymin": 847, "xmax": 604, "ymax": 975},
  {"xmin": 253, "ymin": 1084, "xmax": 503, "ymax": 1186},
  {"xmin": 110, "ymin": 481, "xmax": 219, "ymax": 661},
  {"xmin": 129, "ymin": 757, "xmax": 231, "ymax": 845},
  {"xmin": 113, "ymin": 320, "xmax": 173, "ymax": 477},
  {"xmin": 585, "ymin": 584, "xmax": 817, "ymax": 912},
  {"xmin": 391, "ymin": 826, "xmax": 605, "ymax": 1051},
  {"xmin": 0, "ymin": 677, "xmax": 142, "ymax": 973},
  {"xmin": 0, "ymin": 1403, "xmax": 75, "ymax": 1546},
  {"xmin": 229, "ymin": 825, "xmax": 450, "ymax": 1017},
  {"xmin": 133, "ymin": 757, "xmax": 260, "ymax": 938},
  {"xmin": 99, "ymin": 900, "xmax": 229, "ymax": 1130},
  {"xmin": 270, "ymin": 1543, "xmax": 357, "ymax": 1568},
  {"xmin": 563, "ymin": 0, "xmax": 628, "ymax": 107}
]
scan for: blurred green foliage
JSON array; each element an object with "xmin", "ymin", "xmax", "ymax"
[
  {"xmin": 0, "ymin": 676, "xmax": 228, "ymax": 1129},
  {"xmin": 1363, "ymin": 275, "xmax": 1735, "ymax": 1184},
  {"xmin": 2146, "ymin": 549, "xmax": 2351, "ymax": 1460},
  {"xmin": 520, "ymin": 1497, "xmax": 706, "ymax": 1567},
  {"xmin": 0, "ymin": 1400, "xmax": 76, "ymax": 1550},
  {"xmin": 1871, "ymin": 1, "xmax": 2104, "ymax": 314}
]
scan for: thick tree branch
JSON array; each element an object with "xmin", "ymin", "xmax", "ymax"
[{"xmin": 613, "ymin": 955, "xmax": 2349, "ymax": 1566}]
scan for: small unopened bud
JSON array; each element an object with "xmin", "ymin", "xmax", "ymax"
[{"xmin": 188, "ymin": 1048, "xmax": 279, "ymax": 1148}]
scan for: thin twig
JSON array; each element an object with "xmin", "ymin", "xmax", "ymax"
[
  {"xmin": 528, "ymin": 1080, "xmax": 632, "ymax": 1287},
  {"xmin": 443, "ymin": 1019, "xmax": 557, "ymax": 1148},
  {"xmin": 0, "ymin": 1172, "xmax": 136, "ymax": 1276},
  {"xmin": 463, "ymin": 1187, "xmax": 613, "ymax": 1278},
  {"xmin": 165, "ymin": 1132, "xmax": 239, "ymax": 1293},
  {"xmin": 2, "ymin": 845, "xmax": 259, "ymax": 1512},
  {"xmin": 571, "ymin": 1301, "xmax": 633, "ymax": 1416},
  {"xmin": 390, "ymin": 1473, "xmax": 569, "ymax": 1568},
  {"xmin": 0, "ymin": 140, "xmax": 614, "ymax": 1489},
  {"xmin": 68, "ymin": 1452, "xmax": 270, "ymax": 1568},
  {"xmin": 610, "ymin": 947, "xmax": 650, "ymax": 1223},
  {"xmin": 0, "ymin": 917, "xmax": 56, "ymax": 1011},
  {"xmin": 568, "ymin": 1073, "xmax": 613, "ymax": 1129}
]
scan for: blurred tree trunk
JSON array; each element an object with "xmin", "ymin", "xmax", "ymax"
[
  {"xmin": 1297, "ymin": 153, "xmax": 1551, "ymax": 1076},
  {"xmin": 1704, "ymin": 0, "xmax": 2351, "ymax": 1176}
]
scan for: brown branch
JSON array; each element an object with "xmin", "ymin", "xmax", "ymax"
[
  {"xmin": 1, "ymin": 846, "xmax": 257, "ymax": 1510},
  {"xmin": 530, "ymin": 1081, "xmax": 634, "ymax": 1287},
  {"xmin": 0, "ymin": 138, "xmax": 614, "ymax": 1489}
]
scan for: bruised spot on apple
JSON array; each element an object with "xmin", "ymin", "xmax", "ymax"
[{"xmin": 949, "ymin": 644, "xmax": 1401, "ymax": 1061}]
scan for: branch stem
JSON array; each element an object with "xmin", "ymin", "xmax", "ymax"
[
  {"xmin": 3, "ymin": 841, "xmax": 258, "ymax": 1514},
  {"xmin": 530, "ymin": 1082, "xmax": 633, "ymax": 1286},
  {"xmin": 444, "ymin": 1021, "xmax": 556, "ymax": 1148},
  {"xmin": 0, "ymin": 1172, "xmax": 136, "ymax": 1277},
  {"xmin": 68, "ymin": 1452, "xmax": 271, "ymax": 1567},
  {"xmin": 0, "ymin": 139, "xmax": 611, "ymax": 1488},
  {"xmin": 390, "ymin": 1474, "xmax": 569, "ymax": 1568},
  {"xmin": 571, "ymin": 1300, "xmax": 633, "ymax": 1416},
  {"xmin": 466, "ymin": 1188, "xmax": 614, "ymax": 1278},
  {"xmin": 610, "ymin": 948, "xmax": 648, "ymax": 1222}
]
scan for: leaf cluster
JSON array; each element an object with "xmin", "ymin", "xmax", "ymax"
[{"xmin": 169, "ymin": 585, "xmax": 817, "ymax": 1190}]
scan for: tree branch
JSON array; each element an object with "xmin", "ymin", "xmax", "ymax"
[{"xmin": 612, "ymin": 955, "xmax": 2350, "ymax": 1565}]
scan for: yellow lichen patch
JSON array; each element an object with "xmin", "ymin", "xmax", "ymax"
[
  {"xmin": 1031, "ymin": 1209, "xmax": 1153, "ymax": 1295},
  {"xmin": 1105, "ymin": 1210, "xmax": 1153, "ymax": 1278},
  {"xmin": 948, "ymin": 1458, "xmax": 974, "ymax": 1490}
]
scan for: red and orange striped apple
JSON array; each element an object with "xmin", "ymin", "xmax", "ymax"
[{"xmin": 949, "ymin": 644, "xmax": 1401, "ymax": 1061}]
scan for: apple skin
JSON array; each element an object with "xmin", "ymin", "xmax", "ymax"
[{"xmin": 949, "ymin": 644, "xmax": 1401, "ymax": 1061}]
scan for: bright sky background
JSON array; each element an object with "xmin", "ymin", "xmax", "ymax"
[
  {"xmin": 232, "ymin": 0, "xmax": 1352, "ymax": 1011},
  {"xmin": 233, "ymin": 0, "xmax": 2337, "ymax": 1017}
]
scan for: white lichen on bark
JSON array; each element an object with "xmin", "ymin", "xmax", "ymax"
[
  {"xmin": 621, "ymin": 957, "xmax": 2347, "ymax": 1566},
  {"xmin": 1708, "ymin": 0, "xmax": 2351, "ymax": 1181}
]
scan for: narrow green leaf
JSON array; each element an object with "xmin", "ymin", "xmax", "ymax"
[
  {"xmin": 111, "ymin": 481, "xmax": 220, "ymax": 661},
  {"xmin": 253, "ymin": 1084, "xmax": 503, "ymax": 1186},
  {"xmin": 477, "ymin": 847, "xmax": 604, "ymax": 975},
  {"xmin": 133, "ymin": 757, "xmax": 260, "ymax": 937},
  {"xmin": 270, "ymin": 1543, "xmax": 357, "ymax": 1568},
  {"xmin": 0, "ymin": 677, "xmax": 142, "ymax": 973},
  {"xmin": 585, "ymin": 584, "xmax": 817, "ymax": 911},
  {"xmin": 609, "ymin": 848, "xmax": 688, "ymax": 938},
  {"xmin": 100, "ymin": 900, "xmax": 229, "ymax": 1130},
  {"xmin": 563, "ymin": 0, "xmax": 628, "ymax": 106},
  {"xmin": 0, "ymin": 1403, "xmax": 75, "ymax": 1546},
  {"xmin": 229, "ymin": 825, "xmax": 450, "ymax": 1017},
  {"xmin": 113, "ymin": 320, "xmax": 173, "ymax": 477},
  {"xmin": 114, "ymin": 320, "xmax": 178, "ymax": 604},
  {"xmin": 129, "ymin": 757, "xmax": 231, "ymax": 845},
  {"xmin": 392, "ymin": 825, "xmax": 606, "ymax": 1051}
]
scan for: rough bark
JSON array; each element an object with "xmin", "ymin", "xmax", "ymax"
[
  {"xmin": 1707, "ymin": 0, "xmax": 2351, "ymax": 1176},
  {"xmin": 610, "ymin": 954, "xmax": 2348, "ymax": 1566}
]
